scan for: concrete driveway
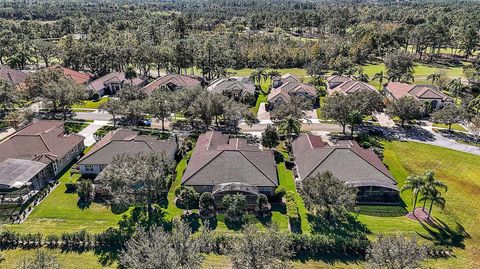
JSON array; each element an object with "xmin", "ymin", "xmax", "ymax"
[
  {"xmin": 78, "ymin": 121, "xmax": 109, "ymax": 147},
  {"xmin": 74, "ymin": 111, "xmax": 113, "ymax": 122},
  {"xmin": 257, "ymin": 103, "xmax": 272, "ymax": 124},
  {"xmin": 374, "ymin": 112, "xmax": 395, "ymax": 127}
]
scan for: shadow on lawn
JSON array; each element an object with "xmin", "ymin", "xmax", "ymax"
[
  {"xmin": 308, "ymin": 214, "xmax": 371, "ymax": 238},
  {"xmin": 417, "ymin": 217, "xmax": 471, "ymax": 249}
]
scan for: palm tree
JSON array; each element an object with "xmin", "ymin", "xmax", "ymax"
[
  {"xmin": 125, "ymin": 65, "xmax": 137, "ymax": 85},
  {"xmin": 427, "ymin": 72, "xmax": 441, "ymax": 85},
  {"xmin": 401, "ymin": 175, "xmax": 424, "ymax": 213},
  {"xmin": 355, "ymin": 67, "xmax": 369, "ymax": 82},
  {"xmin": 419, "ymin": 188, "xmax": 446, "ymax": 218},
  {"xmin": 277, "ymin": 115, "xmax": 301, "ymax": 141},
  {"xmin": 421, "ymin": 170, "xmax": 447, "ymax": 210},
  {"xmin": 372, "ymin": 71, "xmax": 388, "ymax": 91},
  {"xmin": 448, "ymin": 78, "xmax": 463, "ymax": 102}
]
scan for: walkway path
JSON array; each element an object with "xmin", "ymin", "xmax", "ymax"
[
  {"xmin": 374, "ymin": 112, "xmax": 395, "ymax": 127},
  {"xmin": 77, "ymin": 120, "xmax": 109, "ymax": 147}
]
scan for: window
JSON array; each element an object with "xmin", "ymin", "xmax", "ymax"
[{"xmin": 85, "ymin": 165, "xmax": 95, "ymax": 172}]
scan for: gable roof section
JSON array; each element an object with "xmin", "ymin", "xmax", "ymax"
[
  {"xmin": 267, "ymin": 82, "xmax": 316, "ymax": 102},
  {"xmin": 206, "ymin": 77, "xmax": 255, "ymax": 95},
  {"xmin": 0, "ymin": 120, "xmax": 84, "ymax": 164},
  {"xmin": 143, "ymin": 74, "xmax": 201, "ymax": 95},
  {"xmin": 385, "ymin": 82, "xmax": 453, "ymax": 102},
  {"xmin": 182, "ymin": 131, "xmax": 278, "ymax": 187},
  {"xmin": 0, "ymin": 65, "xmax": 29, "ymax": 86},
  {"xmin": 292, "ymin": 134, "xmax": 397, "ymax": 190},
  {"xmin": 88, "ymin": 72, "xmax": 144, "ymax": 92},
  {"xmin": 78, "ymin": 129, "xmax": 177, "ymax": 165},
  {"xmin": 328, "ymin": 80, "xmax": 377, "ymax": 95},
  {"xmin": 50, "ymin": 66, "xmax": 91, "ymax": 85}
]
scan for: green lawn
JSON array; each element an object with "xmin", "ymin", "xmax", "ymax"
[
  {"xmin": 1, "ymin": 249, "xmax": 116, "ymax": 269},
  {"xmin": 64, "ymin": 121, "xmax": 89, "ymax": 134},
  {"xmin": 4, "ymin": 166, "xmax": 124, "ymax": 235},
  {"xmin": 361, "ymin": 62, "xmax": 465, "ymax": 89},
  {"xmin": 72, "ymin": 97, "xmax": 109, "ymax": 109},
  {"xmin": 432, "ymin": 123, "xmax": 468, "ymax": 132},
  {"xmin": 251, "ymin": 92, "xmax": 267, "ymax": 116}
]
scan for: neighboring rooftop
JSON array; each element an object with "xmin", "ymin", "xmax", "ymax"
[
  {"xmin": 78, "ymin": 129, "xmax": 177, "ymax": 165},
  {"xmin": 88, "ymin": 72, "xmax": 145, "ymax": 92},
  {"xmin": 182, "ymin": 131, "xmax": 278, "ymax": 187},
  {"xmin": 206, "ymin": 77, "xmax": 255, "ymax": 95},
  {"xmin": 268, "ymin": 81, "xmax": 316, "ymax": 101},
  {"xmin": 0, "ymin": 158, "xmax": 47, "ymax": 189},
  {"xmin": 327, "ymin": 80, "xmax": 377, "ymax": 95},
  {"xmin": 143, "ymin": 74, "xmax": 202, "ymax": 95},
  {"xmin": 292, "ymin": 134, "xmax": 397, "ymax": 190},
  {"xmin": 0, "ymin": 64, "xmax": 29, "ymax": 86},
  {"xmin": 50, "ymin": 66, "xmax": 91, "ymax": 85},
  {"xmin": 0, "ymin": 120, "xmax": 85, "ymax": 164},
  {"xmin": 385, "ymin": 82, "xmax": 454, "ymax": 102}
]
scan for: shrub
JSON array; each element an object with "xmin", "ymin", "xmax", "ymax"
[
  {"xmin": 177, "ymin": 186, "xmax": 200, "ymax": 210},
  {"xmin": 199, "ymin": 192, "xmax": 216, "ymax": 218},
  {"xmin": 255, "ymin": 194, "xmax": 271, "ymax": 216},
  {"xmin": 77, "ymin": 180, "xmax": 94, "ymax": 202},
  {"xmin": 222, "ymin": 194, "xmax": 246, "ymax": 223},
  {"xmin": 274, "ymin": 186, "xmax": 286, "ymax": 199},
  {"xmin": 91, "ymin": 92, "xmax": 100, "ymax": 101}
]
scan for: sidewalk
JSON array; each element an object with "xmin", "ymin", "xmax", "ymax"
[{"xmin": 77, "ymin": 121, "xmax": 109, "ymax": 147}]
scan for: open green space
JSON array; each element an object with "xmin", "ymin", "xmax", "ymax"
[
  {"xmin": 64, "ymin": 121, "xmax": 89, "ymax": 134},
  {"xmin": 72, "ymin": 97, "xmax": 109, "ymax": 109}
]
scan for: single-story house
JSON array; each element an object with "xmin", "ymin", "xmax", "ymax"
[
  {"xmin": 384, "ymin": 82, "xmax": 454, "ymax": 111},
  {"xmin": 0, "ymin": 64, "xmax": 29, "ymax": 88},
  {"xmin": 292, "ymin": 134, "xmax": 399, "ymax": 203},
  {"xmin": 87, "ymin": 72, "xmax": 146, "ymax": 96},
  {"xmin": 206, "ymin": 77, "xmax": 256, "ymax": 100},
  {"xmin": 326, "ymin": 75, "xmax": 352, "ymax": 91},
  {"xmin": 272, "ymin": 73, "xmax": 300, "ymax": 88},
  {"xmin": 182, "ymin": 131, "xmax": 278, "ymax": 204},
  {"xmin": 326, "ymin": 76, "xmax": 377, "ymax": 95},
  {"xmin": 267, "ymin": 81, "xmax": 317, "ymax": 109},
  {"xmin": 142, "ymin": 74, "xmax": 202, "ymax": 95},
  {"xmin": 78, "ymin": 129, "xmax": 177, "ymax": 176},
  {"xmin": 0, "ymin": 120, "xmax": 84, "ymax": 204},
  {"xmin": 50, "ymin": 66, "xmax": 92, "ymax": 85}
]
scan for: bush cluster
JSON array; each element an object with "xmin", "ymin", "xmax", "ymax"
[{"xmin": 285, "ymin": 191, "xmax": 301, "ymax": 233}]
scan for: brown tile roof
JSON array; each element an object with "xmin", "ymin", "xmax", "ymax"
[
  {"xmin": 267, "ymin": 82, "xmax": 316, "ymax": 102},
  {"xmin": 206, "ymin": 77, "xmax": 256, "ymax": 95},
  {"xmin": 78, "ymin": 129, "xmax": 177, "ymax": 165},
  {"xmin": 385, "ymin": 82, "xmax": 453, "ymax": 102},
  {"xmin": 292, "ymin": 134, "xmax": 397, "ymax": 190},
  {"xmin": 327, "ymin": 80, "xmax": 377, "ymax": 95},
  {"xmin": 143, "ymin": 74, "xmax": 202, "ymax": 95},
  {"xmin": 0, "ymin": 120, "xmax": 85, "ymax": 164},
  {"xmin": 50, "ymin": 66, "xmax": 91, "ymax": 85},
  {"xmin": 182, "ymin": 131, "xmax": 278, "ymax": 187},
  {"xmin": 88, "ymin": 72, "xmax": 145, "ymax": 92},
  {"xmin": 0, "ymin": 65, "xmax": 29, "ymax": 86}
]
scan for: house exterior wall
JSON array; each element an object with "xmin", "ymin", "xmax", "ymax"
[
  {"xmin": 54, "ymin": 142, "xmax": 84, "ymax": 176},
  {"xmin": 79, "ymin": 164, "xmax": 104, "ymax": 175}
]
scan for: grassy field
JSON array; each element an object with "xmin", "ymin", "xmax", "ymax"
[
  {"xmin": 361, "ymin": 62, "xmax": 465, "ymax": 89},
  {"xmin": 72, "ymin": 97, "xmax": 109, "ymax": 109}
]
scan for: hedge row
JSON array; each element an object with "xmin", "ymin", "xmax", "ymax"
[{"xmin": 285, "ymin": 191, "xmax": 301, "ymax": 233}]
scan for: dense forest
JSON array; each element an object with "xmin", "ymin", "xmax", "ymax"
[{"xmin": 0, "ymin": 0, "xmax": 479, "ymax": 81}]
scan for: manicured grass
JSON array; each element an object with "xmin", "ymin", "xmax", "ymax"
[
  {"xmin": 1, "ymin": 249, "xmax": 115, "ymax": 269},
  {"xmin": 228, "ymin": 68, "xmax": 310, "ymax": 82},
  {"xmin": 64, "ymin": 121, "xmax": 89, "ymax": 134},
  {"xmin": 251, "ymin": 92, "xmax": 267, "ymax": 116},
  {"xmin": 72, "ymin": 97, "xmax": 109, "ymax": 109},
  {"xmin": 165, "ymin": 156, "xmax": 188, "ymax": 221},
  {"xmin": 432, "ymin": 123, "xmax": 468, "ymax": 132},
  {"xmin": 276, "ymin": 144, "xmax": 311, "ymax": 233},
  {"xmin": 358, "ymin": 141, "xmax": 480, "ymax": 268},
  {"xmin": 5, "ymin": 166, "xmax": 124, "ymax": 235},
  {"xmin": 360, "ymin": 62, "xmax": 465, "ymax": 89}
]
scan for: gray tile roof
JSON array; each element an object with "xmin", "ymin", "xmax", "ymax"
[
  {"xmin": 292, "ymin": 134, "xmax": 397, "ymax": 190},
  {"xmin": 182, "ymin": 131, "xmax": 278, "ymax": 187},
  {"xmin": 78, "ymin": 129, "xmax": 177, "ymax": 165},
  {"xmin": 206, "ymin": 77, "xmax": 255, "ymax": 95}
]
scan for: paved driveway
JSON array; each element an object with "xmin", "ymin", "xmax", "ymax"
[
  {"xmin": 78, "ymin": 121, "xmax": 109, "ymax": 147},
  {"xmin": 74, "ymin": 111, "xmax": 113, "ymax": 122},
  {"xmin": 257, "ymin": 103, "xmax": 271, "ymax": 123},
  {"xmin": 374, "ymin": 112, "xmax": 395, "ymax": 127}
]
